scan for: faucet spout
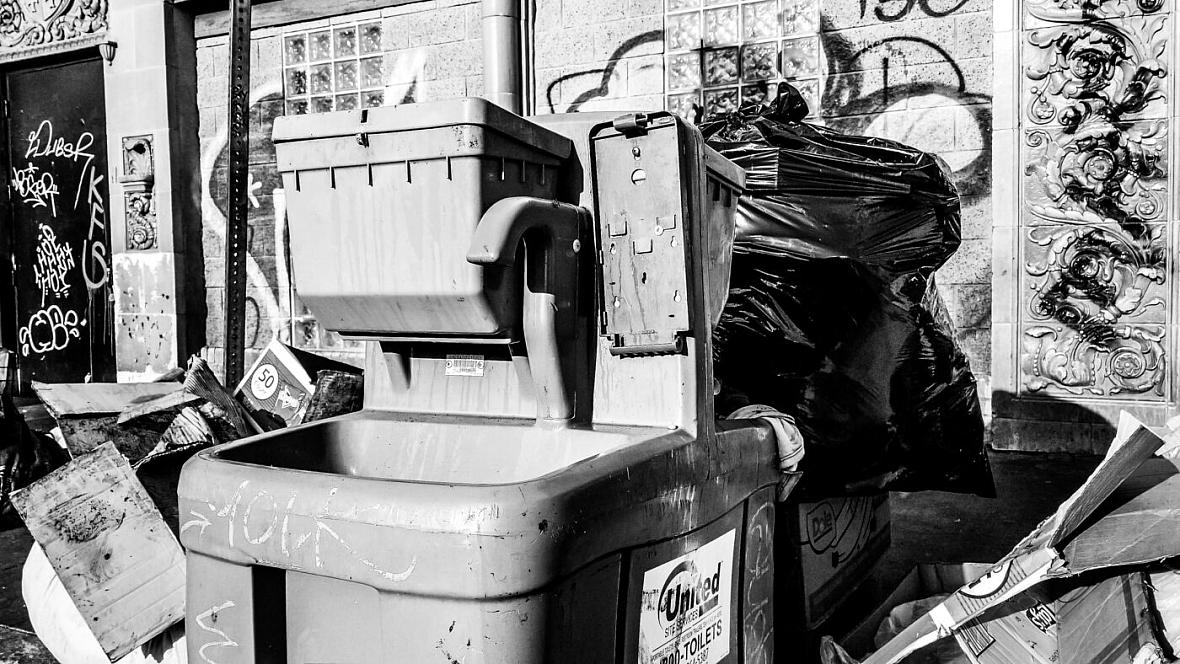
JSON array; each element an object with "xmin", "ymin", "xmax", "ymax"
[{"xmin": 468, "ymin": 196, "xmax": 586, "ymax": 424}]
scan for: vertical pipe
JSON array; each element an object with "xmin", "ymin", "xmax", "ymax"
[
  {"xmin": 482, "ymin": 0, "xmax": 523, "ymax": 115},
  {"xmin": 520, "ymin": 0, "xmax": 534, "ymax": 115}
]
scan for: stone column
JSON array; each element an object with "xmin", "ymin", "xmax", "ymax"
[{"xmin": 103, "ymin": 0, "xmax": 203, "ymax": 381}]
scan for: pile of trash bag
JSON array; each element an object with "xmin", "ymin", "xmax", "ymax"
[{"xmin": 705, "ymin": 86, "xmax": 993, "ymax": 497}]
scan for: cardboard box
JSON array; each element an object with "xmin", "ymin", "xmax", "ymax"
[
  {"xmin": 863, "ymin": 414, "xmax": 1178, "ymax": 664},
  {"xmin": 784, "ymin": 493, "xmax": 892, "ymax": 629},
  {"xmin": 235, "ymin": 340, "xmax": 360, "ymax": 429},
  {"xmin": 11, "ymin": 442, "xmax": 186, "ymax": 661},
  {"xmin": 840, "ymin": 563, "xmax": 1159, "ymax": 664}
]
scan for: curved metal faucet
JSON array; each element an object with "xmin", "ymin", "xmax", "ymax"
[{"xmin": 468, "ymin": 197, "xmax": 586, "ymax": 424}]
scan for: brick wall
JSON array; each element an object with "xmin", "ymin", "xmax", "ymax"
[{"xmin": 193, "ymin": 0, "xmax": 993, "ymax": 418}]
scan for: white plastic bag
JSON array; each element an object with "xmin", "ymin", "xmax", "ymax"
[{"xmin": 22, "ymin": 543, "xmax": 187, "ymax": 664}]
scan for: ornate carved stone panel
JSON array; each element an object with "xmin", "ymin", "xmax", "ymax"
[
  {"xmin": 1016, "ymin": 8, "xmax": 1172, "ymax": 403},
  {"xmin": 1023, "ymin": 121, "xmax": 1168, "ymax": 226},
  {"xmin": 0, "ymin": 0, "xmax": 107, "ymax": 52},
  {"xmin": 119, "ymin": 135, "xmax": 157, "ymax": 252},
  {"xmin": 1019, "ymin": 221, "xmax": 1168, "ymax": 398},
  {"xmin": 1025, "ymin": 0, "xmax": 1166, "ymax": 24},
  {"xmin": 1022, "ymin": 15, "xmax": 1169, "ymax": 124}
]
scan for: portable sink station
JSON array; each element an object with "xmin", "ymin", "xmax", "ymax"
[{"xmin": 178, "ymin": 99, "xmax": 784, "ymax": 664}]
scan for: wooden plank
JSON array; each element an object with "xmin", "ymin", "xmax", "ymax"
[
  {"xmin": 193, "ymin": 0, "xmax": 416, "ymax": 39},
  {"xmin": 10, "ymin": 443, "xmax": 186, "ymax": 661},
  {"xmin": 31, "ymin": 382, "xmax": 183, "ymax": 418}
]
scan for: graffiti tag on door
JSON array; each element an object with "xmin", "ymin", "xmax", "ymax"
[{"xmin": 14, "ymin": 118, "xmax": 109, "ymax": 358}]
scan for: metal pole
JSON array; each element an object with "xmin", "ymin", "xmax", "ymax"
[{"xmin": 223, "ymin": 0, "xmax": 252, "ymax": 389}]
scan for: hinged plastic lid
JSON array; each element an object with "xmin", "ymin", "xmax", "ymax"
[{"xmin": 272, "ymin": 97, "xmax": 572, "ymax": 160}]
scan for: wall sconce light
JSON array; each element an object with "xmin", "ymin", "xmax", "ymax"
[{"xmin": 98, "ymin": 41, "xmax": 117, "ymax": 66}]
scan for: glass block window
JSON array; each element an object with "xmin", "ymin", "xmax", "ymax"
[
  {"xmin": 283, "ymin": 21, "xmax": 386, "ymax": 115},
  {"xmin": 664, "ymin": 0, "xmax": 821, "ymax": 121}
]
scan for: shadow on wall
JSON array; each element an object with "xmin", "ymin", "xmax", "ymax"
[{"xmin": 991, "ymin": 389, "xmax": 1121, "ymax": 454}]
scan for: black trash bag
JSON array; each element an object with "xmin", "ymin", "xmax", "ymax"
[{"xmin": 705, "ymin": 87, "xmax": 993, "ymax": 497}]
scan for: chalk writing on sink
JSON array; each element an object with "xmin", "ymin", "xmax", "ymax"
[
  {"xmin": 195, "ymin": 600, "xmax": 238, "ymax": 664},
  {"xmin": 182, "ymin": 481, "xmax": 417, "ymax": 582}
]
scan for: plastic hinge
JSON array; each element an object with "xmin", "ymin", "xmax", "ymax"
[
  {"xmin": 608, "ymin": 333, "xmax": 684, "ymax": 357},
  {"xmin": 612, "ymin": 113, "xmax": 650, "ymax": 136}
]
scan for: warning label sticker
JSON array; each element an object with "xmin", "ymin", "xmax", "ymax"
[{"xmin": 639, "ymin": 530, "xmax": 735, "ymax": 664}]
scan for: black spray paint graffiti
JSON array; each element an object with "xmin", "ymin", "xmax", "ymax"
[
  {"xmin": 549, "ymin": 18, "xmax": 990, "ymax": 197},
  {"xmin": 545, "ymin": 30, "xmax": 663, "ymax": 114},
  {"xmin": 819, "ymin": 18, "xmax": 992, "ymax": 196},
  {"xmin": 860, "ymin": 0, "xmax": 971, "ymax": 22},
  {"xmin": 15, "ymin": 119, "xmax": 111, "ymax": 360}
]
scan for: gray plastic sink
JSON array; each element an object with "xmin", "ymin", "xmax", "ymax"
[{"xmin": 211, "ymin": 411, "xmax": 646, "ymax": 485}]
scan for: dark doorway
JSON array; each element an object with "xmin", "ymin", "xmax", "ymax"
[{"xmin": 3, "ymin": 55, "xmax": 114, "ymax": 387}]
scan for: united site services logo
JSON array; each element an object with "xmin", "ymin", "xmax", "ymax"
[
  {"xmin": 657, "ymin": 560, "xmax": 724, "ymax": 637},
  {"xmin": 640, "ymin": 530, "xmax": 734, "ymax": 664}
]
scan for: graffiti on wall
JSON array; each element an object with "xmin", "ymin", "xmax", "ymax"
[
  {"xmin": 819, "ymin": 21, "xmax": 992, "ymax": 196},
  {"xmin": 14, "ymin": 118, "xmax": 109, "ymax": 361},
  {"xmin": 202, "ymin": 82, "xmax": 290, "ymax": 351},
  {"xmin": 544, "ymin": 30, "xmax": 663, "ymax": 114},
  {"xmin": 859, "ymin": 0, "xmax": 971, "ymax": 21},
  {"xmin": 201, "ymin": 41, "xmax": 427, "ymax": 357},
  {"xmin": 1020, "ymin": 0, "xmax": 1169, "ymax": 398},
  {"xmin": 546, "ymin": 6, "xmax": 990, "ymax": 195}
]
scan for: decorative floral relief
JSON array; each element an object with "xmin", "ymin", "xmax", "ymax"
[
  {"xmin": 1020, "ymin": 222, "xmax": 1168, "ymax": 397},
  {"xmin": 1025, "ymin": 16, "xmax": 1168, "ymax": 128},
  {"xmin": 125, "ymin": 192, "xmax": 156, "ymax": 251},
  {"xmin": 1026, "ymin": 0, "xmax": 1164, "ymax": 24},
  {"xmin": 1025, "ymin": 224, "xmax": 1167, "ymax": 324},
  {"xmin": 1022, "ymin": 324, "xmax": 1165, "ymax": 397},
  {"xmin": 1023, "ymin": 121, "xmax": 1167, "ymax": 227},
  {"xmin": 0, "ymin": 0, "xmax": 107, "ymax": 50},
  {"xmin": 1019, "ymin": 10, "xmax": 1171, "ymax": 400}
]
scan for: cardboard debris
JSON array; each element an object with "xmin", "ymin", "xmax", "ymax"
[
  {"xmin": 31, "ymin": 381, "xmax": 185, "ymax": 462},
  {"xmin": 118, "ymin": 356, "xmax": 255, "ymax": 444},
  {"xmin": 236, "ymin": 340, "xmax": 361, "ymax": 429},
  {"xmin": 303, "ymin": 369, "xmax": 364, "ymax": 423},
  {"xmin": 786, "ymin": 493, "xmax": 892, "ymax": 630},
  {"xmin": 862, "ymin": 414, "xmax": 1179, "ymax": 664},
  {"xmin": 11, "ymin": 442, "xmax": 186, "ymax": 661},
  {"xmin": 831, "ymin": 564, "xmax": 1163, "ymax": 664},
  {"xmin": 1148, "ymin": 568, "xmax": 1180, "ymax": 656}
]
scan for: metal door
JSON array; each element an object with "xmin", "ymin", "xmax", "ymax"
[{"xmin": 4, "ymin": 55, "xmax": 113, "ymax": 386}]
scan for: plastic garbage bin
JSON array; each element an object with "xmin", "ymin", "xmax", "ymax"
[{"xmin": 180, "ymin": 101, "xmax": 778, "ymax": 664}]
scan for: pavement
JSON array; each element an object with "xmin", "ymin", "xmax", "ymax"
[{"xmin": 0, "ymin": 450, "xmax": 1102, "ymax": 663}]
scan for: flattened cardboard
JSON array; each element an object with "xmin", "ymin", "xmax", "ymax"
[
  {"xmin": 843, "ymin": 565, "xmax": 1161, "ymax": 664},
  {"xmin": 1055, "ymin": 573, "xmax": 1160, "ymax": 664},
  {"xmin": 11, "ymin": 442, "xmax": 186, "ymax": 661},
  {"xmin": 31, "ymin": 382, "xmax": 185, "ymax": 462},
  {"xmin": 864, "ymin": 415, "xmax": 1170, "ymax": 664}
]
